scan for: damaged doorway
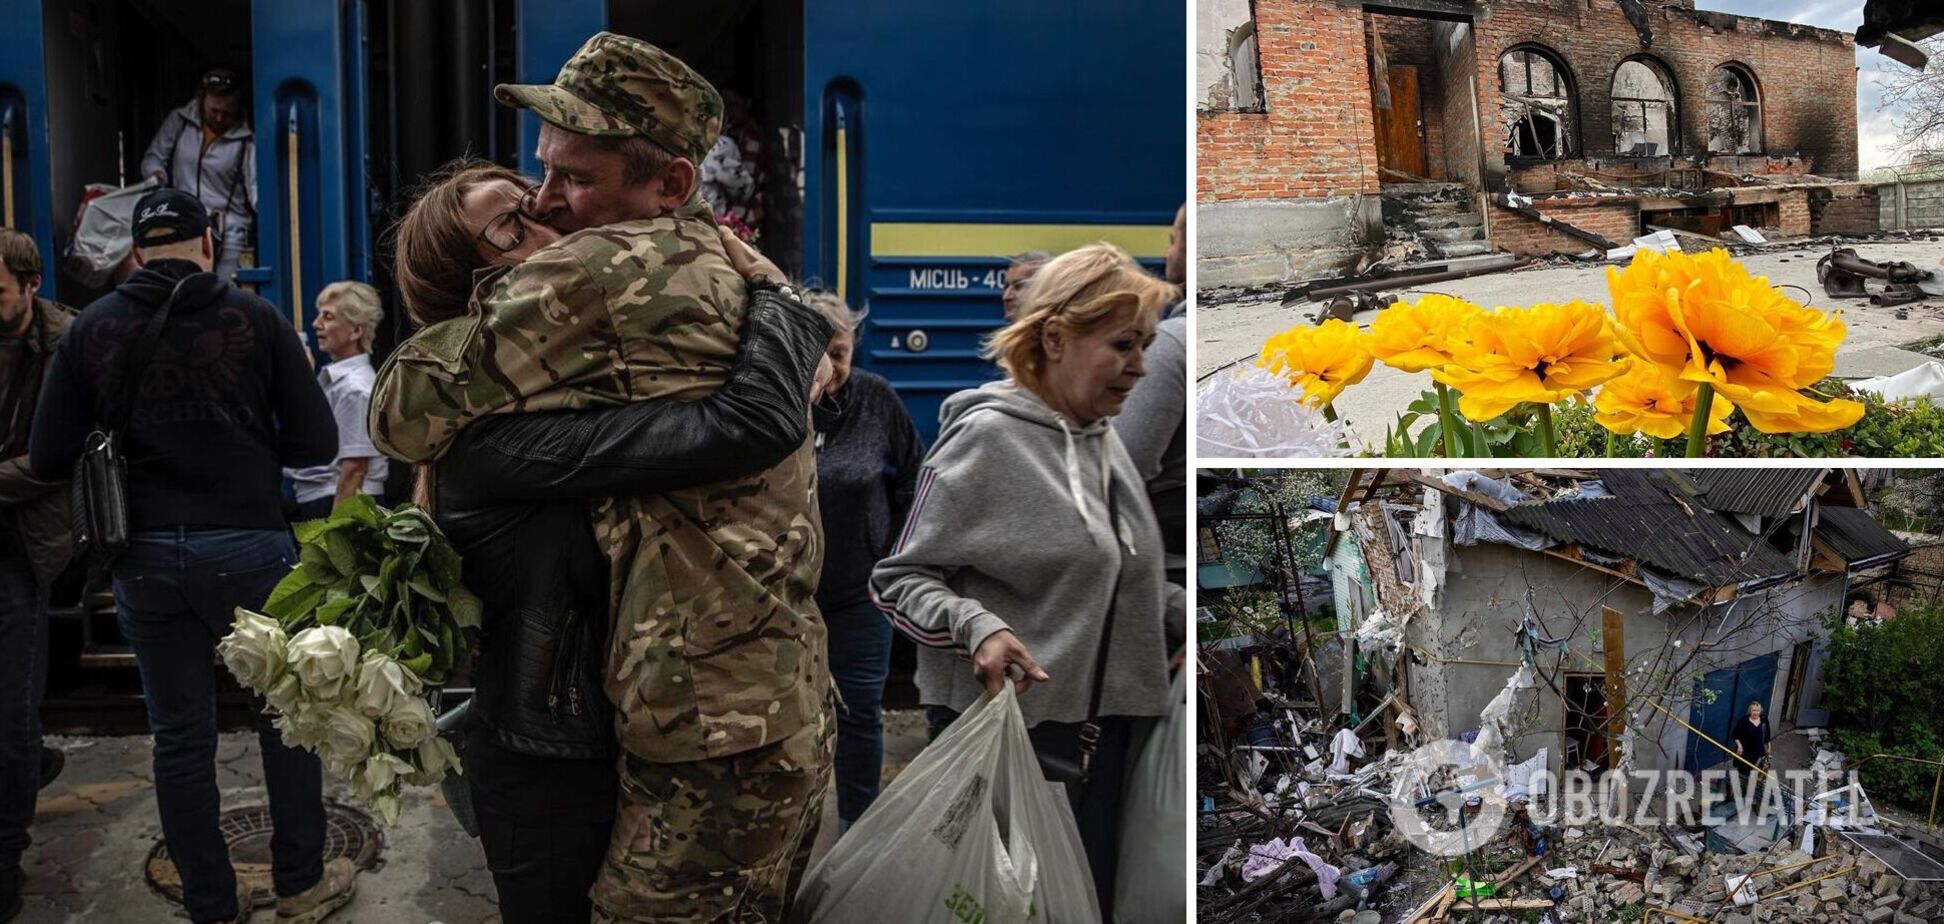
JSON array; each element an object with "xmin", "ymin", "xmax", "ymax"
[
  {"xmin": 1362, "ymin": 7, "xmax": 1476, "ymax": 186},
  {"xmin": 1562, "ymin": 673, "xmax": 1612, "ymax": 774}
]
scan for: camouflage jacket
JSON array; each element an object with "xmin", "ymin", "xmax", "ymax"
[{"xmin": 371, "ymin": 200, "xmax": 829, "ymax": 763}]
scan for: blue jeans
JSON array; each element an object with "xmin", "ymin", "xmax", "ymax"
[
  {"xmin": 0, "ymin": 553, "xmax": 47, "ymax": 878},
  {"xmin": 114, "ymin": 528, "xmax": 324, "ymax": 923},
  {"xmin": 825, "ymin": 598, "xmax": 892, "ymax": 826}
]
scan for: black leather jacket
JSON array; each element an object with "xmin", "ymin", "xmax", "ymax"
[{"xmin": 433, "ymin": 290, "xmax": 833, "ymax": 760}]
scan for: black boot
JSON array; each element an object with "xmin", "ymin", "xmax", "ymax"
[{"xmin": 38, "ymin": 747, "xmax": 63, "ymax": 791}]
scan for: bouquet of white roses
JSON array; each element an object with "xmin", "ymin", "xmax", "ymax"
[{"xmin": 218, "ymin": 495, "xmax": 482, "ymax": 824}]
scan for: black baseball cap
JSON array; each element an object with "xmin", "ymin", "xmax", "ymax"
[{"xmin": 132, "ymin": 188, "xmax": 212, "ymax": 247}]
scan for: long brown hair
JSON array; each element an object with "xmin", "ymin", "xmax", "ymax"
[{"xmin": 389, "ymin": 157, "xmax": 528, "ymax": 327}]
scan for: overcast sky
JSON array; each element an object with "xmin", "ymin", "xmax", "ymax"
[{"xmin": 1697, "ymin": 0, "xmax": 1909, "ymax": 170}]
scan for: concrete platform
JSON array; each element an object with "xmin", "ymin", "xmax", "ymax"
[{"xmin": 14, "ymin": 712, "xmax": 931, "ymax": 923}]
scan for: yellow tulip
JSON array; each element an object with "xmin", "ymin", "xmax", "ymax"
[
  {"xmin": 1431, "ymin": 300, "xmax": 1628, "ymax": 420},
  {"xmin": 1368, "ymin": 294, "xmax": 1485, "ymax": 373},
  {"xmin": 1593, "ymin": 362, "xmax": 1732, "ymax": 440},
  {"xmin": 1258, "ymin": 319, "xmax": 1374, "ymax": 409},
  {"xmin": 1607, "ymin": 249, "xmax": 1862, "ymax": 434}
]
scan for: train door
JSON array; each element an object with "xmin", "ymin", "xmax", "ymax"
[
  {"xmin": 804, "ymin": 0, "xmax": 1184, "ymax": 441},
  {"xmin": 604, "ymin": 0, "xmax": 804, "ymax": 272}
]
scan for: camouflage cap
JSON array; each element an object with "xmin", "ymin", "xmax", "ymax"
[{"xmin": 494, "ymin": 32, "xmax": 723, "ymax": 163}]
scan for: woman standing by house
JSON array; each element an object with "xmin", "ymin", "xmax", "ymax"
[{"xmin": 804, "ymin": 292, "xmax": 924, "ymax": 834}]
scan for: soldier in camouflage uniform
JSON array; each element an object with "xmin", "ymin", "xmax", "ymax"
[{"xmin": 369, "ymin": 33, "xmax": 832, "ymax": 923}]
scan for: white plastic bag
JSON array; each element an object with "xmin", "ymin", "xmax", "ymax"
[
  {"xmin": 64, "ymin": 178, "xmax": 160, "ymax": 288},
  {"xmin": 796, "ymin": 684, "xmax": 1099, "ymax": 923},
  {"xmin": 1196, "ymin": 367, "xmax": 1350, "ymax": 458},
  {"xmin": 1112, "ymin": 671, "xmax": 1185, "ymax": 923}
]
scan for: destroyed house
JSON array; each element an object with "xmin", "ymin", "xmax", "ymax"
[
  {"xmin": 1199, "ymin": 0, "xmax": 1879, "ymax": 286},
  {"xmin": 1326, "ymin": 468, "xmax": 1911, "ymax": 778}
]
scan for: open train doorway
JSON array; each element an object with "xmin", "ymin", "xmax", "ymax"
[
  {"xmin": 606, "ymin": 0, "xmax": 806, "ymax": 277},
  {"xmin": 38, "ymin": 0, "xmax": 253, "ymax": 308}
]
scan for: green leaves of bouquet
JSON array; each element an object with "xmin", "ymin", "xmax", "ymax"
[
  {"xmin": 218, "ymin": 494, "xmax": 480, "ymax": 824},
  {"xmin": 264, "ymin": 494, "xmax": 481, "ymax": 683}
]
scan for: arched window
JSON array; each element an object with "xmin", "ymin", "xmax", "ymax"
[
  {"xmin": 1229, "ymin": 22, "xmax": 1261, "ymax": 111},
  {"xmin": 1499, "ymin": 45, "xmax": 1575, "ymax": 159},
  {"xmin": 1707, "ymin": 64, "xmax": 1762, "ymax": 154},
  {"xmin": 1612, "ymin": 57, "xmax": 1677, "ymax": 155}
]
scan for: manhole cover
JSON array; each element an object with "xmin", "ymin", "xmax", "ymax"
[{"xmin": 145, "ymin": 801, "xmax": 384, "ymax": 909}]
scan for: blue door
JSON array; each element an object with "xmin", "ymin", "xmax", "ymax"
[
  {"xmin": 249, "ymin": 0, "xmax": 372, "ymax": 333},
  {"xmin": 0, "ymin": 0, "xmax": 55, "ymax": 271},
  {"xmin": 803, "ymin": 1, "xmax": 1184, "ymax": 441},
  {"xmin": 1685, "ymin": 651, "xmax": 1780, "ymax": 772}
]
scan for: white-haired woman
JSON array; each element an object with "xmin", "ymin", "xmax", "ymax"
[
  {"xmin": 287, "ymin": 280, "xmax": 389, "ymax": 519},
  {"xmin": 870, "ymin": 243, "xmax": 1186, "ymax": 915},
  {"xmin": 804, "ymin": 292, "xmax": 925, "ymax": 834}
]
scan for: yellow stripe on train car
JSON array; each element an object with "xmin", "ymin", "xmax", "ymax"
[{"xmin": 869, "ymin": 223, "xmax": 1169, "ymax": 259}]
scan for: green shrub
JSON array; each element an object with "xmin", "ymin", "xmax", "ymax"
[{"xmin": 1821, "ymin": 605, "xmax": 1944, "ymax": 810}]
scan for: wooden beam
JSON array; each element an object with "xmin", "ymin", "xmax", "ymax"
[
  {"xmin": 1538, "ymin": 546, "xmax": 1650, "ymax": 589},
  {"xmin": 1395, "ymin": 471, "xmax": 1513, "ymax": 512}
]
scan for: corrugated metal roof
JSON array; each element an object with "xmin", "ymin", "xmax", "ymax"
[
  {"xmin": 1678, "ymin": 468, "xmax": 1824, "ymax": 517},
  {"xmin": 1498, "ymin": 470, "xmax": 1800, "ymax": 586},
  {"xmin": 1815, "ymin": 506, "xmax": 1912, "ymax": 567}
]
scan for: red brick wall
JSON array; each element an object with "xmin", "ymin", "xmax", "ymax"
[
  {"xmin": 1367, "ymin": 13, "xmax": 1446, "ymax": 181},
  {"xmin": 1491, "ymin": 198, "xmax": 1640, "ymax": 256},
  {"xmin": 1434, "ymin": 21, "xmax": 1483, "ymax": 190},
  {"xmin": 1778, "ymin": 189, "xmax": 1811, "ymax": 236},
  {"xmin": 1474, "ymin": 2, "xmax": 1859, "ymax": 181},
  {"xmin": 1199, "ymin": 0, "xmax": 1379, "ymax": 202},
  {"xmin": 1200, "ymin": 2, "xmax": 1861, "ymax": 209},
  {"xmin": 1808, "ymin": 187, "xmax": 1882, "ymax": 234}
]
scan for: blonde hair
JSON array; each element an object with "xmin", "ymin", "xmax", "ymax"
[
  {"xmin": 318, "ymin": 280, "xmax": 385, "ymax": 352},
  {"xmin": 983, "ymin": 243, "xmax": 1174, "ymax": 393}
]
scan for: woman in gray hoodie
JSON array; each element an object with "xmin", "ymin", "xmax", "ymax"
[{"xmin": 870, "ymin": 243, "xmax": 1185, "ymax": 916}]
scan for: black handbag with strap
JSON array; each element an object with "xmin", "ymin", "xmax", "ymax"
[
  {"xmin": 1032, "ymin": 490, "xmax": 1129, "ymax": 786},
  {"xmin": 71, "ymin": 276, "xmax": 192, "ymax": 582}
]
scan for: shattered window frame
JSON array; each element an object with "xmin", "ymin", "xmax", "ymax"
[
  {"xmin": 1705, "ymin": 63, "xmax": 1763, "ymax": 155},
  {"xmin": 1611, "ymin": 56, "xmax": 1679, "ymax": 156},
  {"xmin": 1498, "ymin": 44, "xmax": 1577, "ymax": 161}
]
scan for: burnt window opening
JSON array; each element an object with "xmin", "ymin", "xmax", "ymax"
[
  {"xmin": 1500, "ymin": 46, "xmax": 1575, "ymax": 159},
  {"xmin": 1706, "ymin": 64, "xmax": 1762, "ymax": 154},
  {"xmin": 1230, "ymin": 22, "xmax": 1262, "ymax": 111},
  {"xmin": 1612, "ymin": 57, "xmax": 1677, "ymax": 156}
]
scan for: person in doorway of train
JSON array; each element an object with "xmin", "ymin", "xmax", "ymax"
[
  {"xmin": 0, "ymin": 229, "xmax": 77, "ymax": 924},
  {"xmin": 869, "ymin": 243, "xmax": 1186, "ymax": 917},
  {"xmin": 27, "ymin": 189, "xmax": 355, "ymax": 924},
  {"xmin": 373, "ymin": 33, "xmax": 834, "ymax": 924},
  {"xmin": 1111, "ymin": 203, "xmax": 1189, "ymax": 587},
  {"xmin": 283, "ymin": 282, "xmax": 389, "ymax": 522},
  {"xmin": 802, "ymin": 291, "xmax": 924, "ymax": 835},
  {"xmin": 1001, "ymin": 249, "xmax": 1051, "ymax": 321},
  {"xmin": 141, "ymin": 68, "xmax": 256, "ymax": 282}
]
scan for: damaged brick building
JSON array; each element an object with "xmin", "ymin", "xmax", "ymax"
[{"xmin": 1198, "ymin": 0, "xmax": 1882, "ymax": 287}]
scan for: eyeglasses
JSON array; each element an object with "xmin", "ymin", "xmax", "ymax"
[
  {"xmin": 202, "ymin": 71, "xmax": 238, "ymax": 92},
  {"xmin": 477, "ymin": 187, "xmax": 543, "ymax": 254}
]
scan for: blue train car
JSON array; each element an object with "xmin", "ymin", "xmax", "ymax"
[{"xmin": 1, "ymin": 0, "xmax": 1182, "ymax": 441}]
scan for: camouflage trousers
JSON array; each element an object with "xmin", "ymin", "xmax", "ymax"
[{"xmin": 590, "ymin": 709, "xmax": 833, "ymax": 923}]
